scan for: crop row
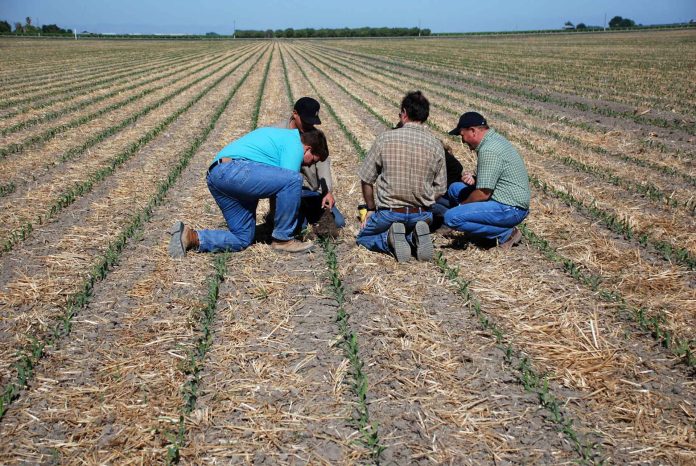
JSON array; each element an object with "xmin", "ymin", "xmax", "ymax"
[
  {"xmin": 166, "ymin": 45, "xmax": 273, "ymax": 463},
  {"xmin": 314, "ymin": 42, "xmax": 696, "ymax": 135},
  {"xmin": 0, "ymin": 49, "xmax": 216, "ymax": 114},
  {"xmin": 282, "ymin": 45, "xmax": 598, "ymax": 462},
  {"xmin": 0, "ymin": 48, "xmax": 206, "ymax": 105},
  {"xmin": 0, "ymin": 48, "xmax": 237, "ymax": 137},
  {"xmin": 0, "ymin": 49, "xmax": 263, "ymax": 254},
  {"xmin": 297, "ymin": 45, "xmax": 696, "ymax": 268},
  {"xmin": 0, "ymin": 45, "xmax": 259, "ymax": 195},
  {"xmin": 309, "ymin": 43, "xmax": 695, "ymax": 177},
  {"xmin": 0, "ymin": 44, "xmax": 268, "ymax": 422},
  {"xmin": 286, "ymin": 43, "xmax": 695, "ymax": 364},
  {"xmin": 0, "ymin": 45, "xmax": 259, "ymax": 152},
  {"xmin": 337, "ymin": 34, "xmax": 696, "ymax": 118},
  {"xmin": 284, "ymin": 43, "xmax": 694, "ymax": 463},
  {"xmin": 0, "ymin": 40, "xmax": 192, "ymax": 87}
]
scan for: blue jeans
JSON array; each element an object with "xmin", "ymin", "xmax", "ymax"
[
  {"xmin": 198, "ymin": 160, "xmax": 302, "ymax": 253},
  {"xmin": 444, "ymin": 182, "xmax": 528, "ymax": 243},
  {"xmin": 298, "ymin": 188, "xmax": 346, "ymax": 230},
  {"xmin": 356, "ymin": 210, "xmax": 432, "ymax": 255}
]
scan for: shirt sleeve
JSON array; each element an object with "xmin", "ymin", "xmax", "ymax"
[
  {"xmin": 475, "ymin": 148, "xmax": 503, "ymax": 191},
  {"xmin": 432, "ymin": 147, "xmax": 447, "ymax": 197},
  {"xmin": 358, "ymin": 136, "xmax": 383, "ymax": 184},
  {"xmin": 315, "ymin": 158, "xmax": 333, "ymax": 193}
]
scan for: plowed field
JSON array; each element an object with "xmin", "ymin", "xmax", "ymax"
[{"xmin": 0, "ymin": 31, "xmax": 694, "ymax": 464}]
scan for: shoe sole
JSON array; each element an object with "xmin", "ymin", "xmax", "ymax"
[
  {"xmin": 414, "ymin": 221, "xmax": 434, "ymax": 261},
  {"xmin": 389, "ymin": 223, "xmax": 411, "ymax": 263},
  {"xmin": 500, "ymin": 228, "xmax": 522, "ymax": 250},
  {"xmin": 168, "ymin": 221, "xmax": 186, "ymax": 258},
  {"xmin": 272, "ymin": 242, "xmax": 315, "ymax": 253}
]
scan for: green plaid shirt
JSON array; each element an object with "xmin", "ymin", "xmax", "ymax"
[{"xmin": 475, "ymin": 129, "xmax": 530, "ymax": 210}]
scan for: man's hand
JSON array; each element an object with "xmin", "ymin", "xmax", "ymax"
[
  {"xmin": 461, "ymin": 172, "xmax": 476, "ymax": 185},
  {"xmin": 321, "ymin": 192, "xmax": 335, "ymax": 210},
  {"xmin": 360, "ymin": 210, "xmax": 373, "ymax": 229}
]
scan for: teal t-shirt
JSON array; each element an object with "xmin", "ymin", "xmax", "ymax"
[{"xmin": 213, "ymin": 127, "xmax": 304, "ymax": 172}]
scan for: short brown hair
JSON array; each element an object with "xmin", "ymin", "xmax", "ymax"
[
  {"xmin": 300, "ymin": 128, "xmax": 329, "ymax": 161},
  {"xmin": 401, "ymin": 91, "xmax": 429, "ymax": 122}
]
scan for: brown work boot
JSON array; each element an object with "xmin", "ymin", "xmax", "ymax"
[
  {"xmin": 313, "ymin": 208, "xmax": 340, "ymax": 239},
  {"xmin": 168, "ymin": 221, "xmax": 199, "ymax": 258},
  {"xmin": 271, "ymin": 238, "xmax": 315, "ymax": 253},
  {"xmin": 499, "ymin": 227, "xmax": 522, "ymax": 250}
]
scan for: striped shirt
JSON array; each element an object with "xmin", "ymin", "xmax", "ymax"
[
  {"xmin": 475, "ymin": 129, "xmax": 530, "ymax": 210},
  {"xmin": 359, "ymin": 122, "xmax": 446, "ymax": 208}
]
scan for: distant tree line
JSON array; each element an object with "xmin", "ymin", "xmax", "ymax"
[
  {"xmin": 0, "ymin": 17, "xmax": 72, "ymax": 35},
  {"xmin": 235, "ymin": 26, "xmax": 430, "ymax": 38},
  {"xmin": 562, "ymin": 16, "xmax": 640, "ymax": 31}
]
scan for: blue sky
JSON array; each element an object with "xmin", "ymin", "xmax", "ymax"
[{"xmin": 1, "ymin": 0, "xmax": 694, "ymax": 34}]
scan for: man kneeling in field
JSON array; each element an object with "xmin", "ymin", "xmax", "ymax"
[
  {"xmin": 444, "ymin": 112, "xmax": 530, "ymax": 249},
  {"xmin": 168, "ymin": 126, "xmax": 328, "ymax": 257},
  {"xmin": 268, "ymin": 97, "xmax": 344, "ymax": 238},
  {"xmin": 356, "ymin": 91, "xmax": 446, "ymax": 262}
]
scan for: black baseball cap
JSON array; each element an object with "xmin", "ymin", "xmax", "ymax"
[
  {"xmin": 449, "ymin": 112, "xmax": 487, "ymax": 135},
  {"xmin": 294, "ymin": 97, "xmax": 321, "ymax": 126}
]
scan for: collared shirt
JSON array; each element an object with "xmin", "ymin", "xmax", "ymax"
[
  {"xmin": 358, "ymin": 122, "xmax": 446, "ymax": 208},
  {"xmin": 214, "ymin": 127, "xmax": 303, "ymax": 172},
  {"xmin": 475, "ymin": 129, "xmax": 530, "ymax": 210},
  {"xmin": 270, "ymin": 119, "xmax": 333, "ymax": 193}
]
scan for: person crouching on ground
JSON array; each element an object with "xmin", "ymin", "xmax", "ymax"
[
  {"xmin": 269, "ymin": 96, "xmax": 344, "ymax": 238},
  {"xmin": 168, "ymin": 126, "xmax": 329, "ymax": 257},
  {"xmin": 356, "ymin": 91, "xmax": 446, "ymax": 262},
  {"xmin": 443, "ymin": 112, "xmax": 530, "ymax": 249}
]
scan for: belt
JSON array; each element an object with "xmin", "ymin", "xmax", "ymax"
[
  {"xmin": 207, "ymin": 157, "xmax": 233, "ymax": 175},
  {"xmin": 379, "ymin": 206, "xmax": 430, "ymax": 214}
]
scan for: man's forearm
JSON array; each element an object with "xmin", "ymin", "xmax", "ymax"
[
  {"xmin": 461, "ymin": 188, "xmax": 492, "ymax": 204},
  {"xmin": 361, "ymin": 181, "xmax": 376, "ymax": 209}
]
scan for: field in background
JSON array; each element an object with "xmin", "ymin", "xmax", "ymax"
[{"xmin": 0, "ymin": 30, "xmax": 694, "ymax": 464}]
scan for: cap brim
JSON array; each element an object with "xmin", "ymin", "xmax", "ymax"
[
  {"xmin": 448, "ymin": 127, "xmax": 461, "ymax": 135},
  {"xmin": 301, "ymin": 115, "xmax": 321, "ymax": 126}
]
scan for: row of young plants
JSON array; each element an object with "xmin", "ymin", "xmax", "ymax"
[
  {"xmin": 314, "ymin": 43, "xmax": 695, "ymax": 136},
  {"xmin": 320, "ymin": 239, "xmax": 384, "ymax": 462},
  {"xmin": 166, "ymin": 47, "xmax": 271, "ymax": 464},
  {"xmin": 308, "ymin": 44, "xmax": 695, "ymax": 185},
  {"xmin": 284, "ymin": 45, "xmax": 596, "ymax": 463},
  {"xmin": 0, "ymin": 47, "xmax": 257, "ymax": 159},
  {"xmin": 0, "ymin": 44, "xmax": 266, "ymax": 424},
  {"xmin": 164, "ymin": 254, "xmax": 228, "ymax": 464},
  {"xmin": 289, "ymin": 45, "xmax": 696, "ymax": 368},
  {"xmin": 1, "ymin": 48, "xmax": 264, "ymax": 255},
  {"xmin": 0, "ymin": 47, "xmax": 242, "ymax": 136},
  {"xmin": 297, "ymin": 46, "xmax": 696, "ymax": 270},
  {"xmin": 0, "ymin": 48, "xmax": 206, "ymax": 107},
  {"xmin": 281, "ymin": 48, "xmax": 383, "ymax": 461},
  {"xmin": 336, "ymin": 39, "xmax": 696, "ymax": 122},
  {"xmin": 433, "ymin": 253, "xmax": 600, "ymax": 463},
  {"xmin": 518, "ymin": 224, "xmax": 695, "ymax": 368},
  {"xmin": 302, "ymin": 45, "xmax": 695, "ymax": 207},
  {"xmin": 0, "ymin": 50, "xmax": 255, "ymax": 223},
  {"xmin": 0, "ymin": 50, "xmax": 209, "ymax": 114},
  {"xmin": 0, "ymin": 45, "xmax": 185, "ymax": 92}
]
